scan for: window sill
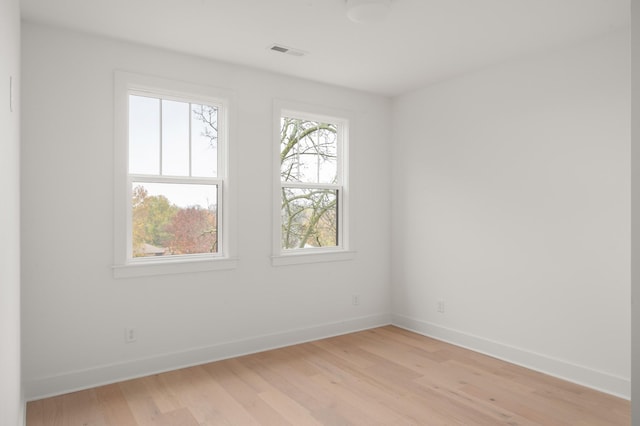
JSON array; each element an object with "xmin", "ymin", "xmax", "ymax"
[
  {"xmin": 112, "ymin": 257, "xmax": 238, "ymax": 278},
  {"xmin": 271, "ymin": 250, "xmax": 356, "ymax": 266}
]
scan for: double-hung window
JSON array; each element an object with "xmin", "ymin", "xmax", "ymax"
[
  {"xmin": 273, "ymin": 101, "xmax": 353, "ymax": 265},
  {"xmin": 114, "ymin": 72, "xmax": 236, "ymax": 277}
]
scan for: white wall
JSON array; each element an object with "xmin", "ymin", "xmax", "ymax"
[
  {"xmin": 0, "ymin": 0, "xmax": 22, "ymax": 423},
  {"xmin": 632, "ymin": 0, "xmax": 640, "ymax": 422},
  {"xmin": 391, "ymin": 31, "xmax": 631, "ymax": 397},
  {"xmin": 20, "ymin": 22, "xmax": 392, "ymax": 399},
  {"xmin": 20, "ymin": 17, "xmax": 633, "ymax": 406}
]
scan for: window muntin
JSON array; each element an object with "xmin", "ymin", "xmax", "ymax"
[
  {"xmin": 278, "ymin": 111, "xmax": 347, "ymax": 253},
  {"xmin": 127, "ymin": 92, "xmax": 224, "ymax": 261}
]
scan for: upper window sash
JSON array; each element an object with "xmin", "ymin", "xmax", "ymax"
[
  {"xmin": 280, "ymin": 110, "xmax": 345, "ymax": 186},
  {"xmin": 128, "ymin": 89, "xmax": 227, "ymax": 180}
]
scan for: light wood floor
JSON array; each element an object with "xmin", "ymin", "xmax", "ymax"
[{"xmin": 26, "ymin": 326, "xmax": 630, "ymax": 425}]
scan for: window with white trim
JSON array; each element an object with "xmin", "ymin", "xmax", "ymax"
[
  {"xmin": 273, "ymin": 103, "xmax": 352, "ymax": 265},
  {"xmin": 114, "ymin": 72, "xmax": 236, "ymax": 277}
]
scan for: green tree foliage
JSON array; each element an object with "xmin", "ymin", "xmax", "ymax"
[{"xmin": 132, "ymin": 186, "xmax": 179, "ymax": 256}]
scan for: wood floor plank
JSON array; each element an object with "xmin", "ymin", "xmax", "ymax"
[
  {"xmin": 258, "ymin": 390, "xmax": 324, "ymax": 426},
  {"xmin": 240, "ymin": 351, "xmax": 329, "ymax": 420},
  {"xmin": 170, "ymin": 365, "xmax": 260, "ymax": 425},
  {"xmin": 138, "ymin": 374, "xmax": 182, "ymax": 414},
  {"xmin": 310, "ymin": 336, "xmax": 379, "ymax": 369},
  {"xmin": 118, "ymin": 378, "xmax": 166, "ymax": 425},
  {"xmin": 309, "ymin": 370, "xmax": 408, "ymax": 425},
  {"xmin": 38, "ymin": 396, "xmax": 64, "ymax": 426},
  {"xmin": 151, "ymin": 407, "xmax": 200, "ymax": 426},
  {"xmin": 202, "ymin": 360, "xmax": 292, "ymax": 425},
  {"xmin": 262, "ymin": 346, "xmax": 389, "ymax": 425},
  {"xmin": 25, "ymin": 399, "xmax": 45, "ymax": 426},
  {"xmin": 300, "ymin": 343, "xmax": 464, "ymax": 424},
  {"xmin": 94, "ymin": 384, "xmax": 138, "ymax": 426},
  {"xmin": 67, "ymin": 390, "xmax": 107, "ymax": 426},
  {"xmin": 26, "ymin": 326, "xmax": 630, "ymax": 425}
]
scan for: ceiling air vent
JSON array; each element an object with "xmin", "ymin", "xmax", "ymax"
[{"xmin": 269, "ymin": 44, "xmax": 307, "ymax": 57}]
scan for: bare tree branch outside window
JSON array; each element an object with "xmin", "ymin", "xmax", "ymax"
[{"xmin": 280, "ymin": 117, "xmax": 339, "ymax": 249}]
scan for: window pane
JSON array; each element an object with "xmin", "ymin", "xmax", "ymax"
[
  {"xmin": 280, "ymin": 117, "xmax": 337, "ymax": 184},
  {"xmin": 129, "ymin": 95, "xmax": 160, "ymax": 174},
  {"xmin": 191, "ymin": 103, "xmax": 218, "ymax": 177},
  {"xmin": 162, "ymin": 100, "xmax": 190, "ymax": 176},
  {"xmin": 281, "ymin": 187, "xmax": 337, "ymax": 249},
  {"xmin": 132, "ymin": 182, "xmax": 218, "ymax": 257}
]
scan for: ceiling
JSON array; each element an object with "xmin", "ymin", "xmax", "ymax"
[{"xmin": 20, "ymin": 0, "xmax": 630, "ymax": 96}]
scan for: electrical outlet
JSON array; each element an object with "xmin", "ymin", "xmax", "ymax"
[
  {"xmin": 437, "ymin": 299, "xmax": 445, "ymax": 313},
  {"xmin": 125, "ymin": 327, "xmax": 137, "ymax": 343},
  {"xmin": 352, "ymin": 295, "xmax": 360, "ymax": 306}
]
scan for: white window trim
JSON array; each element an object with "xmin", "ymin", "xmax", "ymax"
[
  {"xmin": 113, "ymin": 71, "xmax": 238, "ymax": 278},
  {"xmin": 272, "ymin": 99, "xmax": 355, "ymax": 266}
]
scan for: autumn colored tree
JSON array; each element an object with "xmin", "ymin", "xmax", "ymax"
[
  {"xmin": 164, "ymin": 206, "xmax": 217, "ymax": 254},
  {"xmin": 132, "ymin": 186, "xmax": 178, "ymax": 256}
]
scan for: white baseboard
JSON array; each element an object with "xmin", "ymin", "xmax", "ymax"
[
  {"xmin": 24, "ymin": 313, "xmax": 392, "ymax": 401},
  {"xmin": 391, "ymin": 313, "xmax": 630, "ymax": 400},
  {"xmin": 24, "ymin": 313, "xmax": 630, "ymax": 402}
]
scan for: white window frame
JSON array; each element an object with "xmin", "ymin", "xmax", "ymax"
[
  {"xmin": 113, "ymin": 71, "xmax": 237, "ymax": 278},
  {"xmin": 272, "ymin": 100, "xmax": 355, "ymax": 266}
]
